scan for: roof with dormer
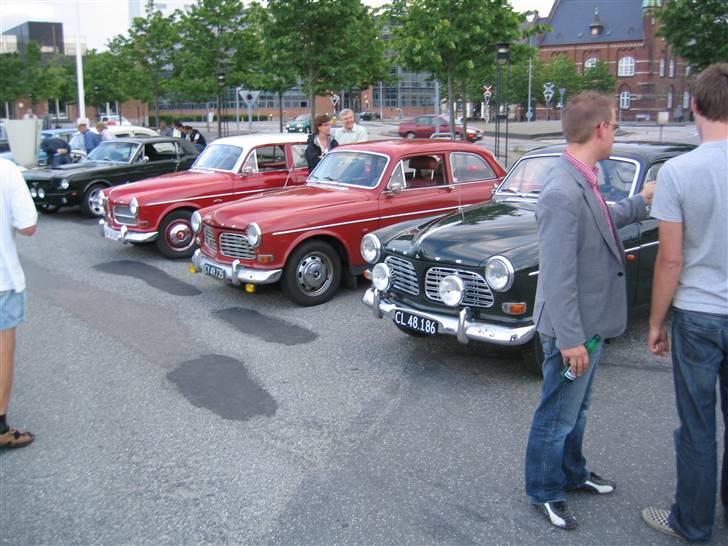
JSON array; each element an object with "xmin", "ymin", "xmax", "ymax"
[{"xmin": 539, "ymin": 0, "xmax": 646, "ymax": 46}]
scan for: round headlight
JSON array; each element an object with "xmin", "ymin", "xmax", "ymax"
[
  {"xmin": 129, "ymin": 197, "xmax": 138, "ymax": 215},
  {"xmin": 371, "ymin": 262, "xmax": 391, "ymax": 292},
  {"xmin": 37, "ymin": 188, "xmax": 45, "ymax": 199},
  {"xmin": 360, "ymin": 233, "xmax": 381, "ymax": 264},
  {"xmin": 59, "ymin": 178, "xmax": 70, "ymax": 190},
  {"xmin": 485, "ymin": 256, "xmax": 514, "ymax": 292},
  {"xmin": 30, "ymin": 188, "xmax": 37, "ymax": 198},
  {"xmin": 246, "ymin": 222, "xmax": 262, "ymax": 248},
  {"xmin": 191, "ymin": 211, "xmax": 202, "ymax": 234},
  {"xmin": 438, "ymin": 275, "xmax": 464, "ymax": 307}
]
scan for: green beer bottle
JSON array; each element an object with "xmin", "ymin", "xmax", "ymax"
[{"xmin": 561, "ymin": 335, "xmax": 602, "ymax": 382}]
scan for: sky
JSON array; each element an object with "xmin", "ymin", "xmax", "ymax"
[{"xmin": 0, "ymin": 0, "xmax": 555, "ymax": 51}]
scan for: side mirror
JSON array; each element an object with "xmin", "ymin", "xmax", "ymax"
[
  {"xmin": 387, "ymin": 179, "xmax": 404, "ymax": 195},
  {"xmin": 241, "ymin": 165, "xmax": 254, "ymax": 177}
]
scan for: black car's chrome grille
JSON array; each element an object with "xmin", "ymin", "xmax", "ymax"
[
  {"xmin": 204, "ymin": 225, "xmax": 217, "ymax": 253},
  {"xmin": 219, "ymin": 232, "xmax": 255, "ymax": 260},
  {"xmin": 113, "ymin": 205, "xmax": 137, "ymax": 226},
  {"xmin": 425, "ymin": 267, "xmax": 495, "ymax": 308},
  {"xmin": 385, "ymin": 255, "xmax": 419, "ymax": 296}
]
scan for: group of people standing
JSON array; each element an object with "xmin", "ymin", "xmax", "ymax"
[
  {"xmin": 304, "ymin": 108, "xmax": 368, "ymax": 170},
  {"xmin": 526, "ymin": 62, "xmax": 727, "ymax": 544},
  {"xmin": 158, "ymin": 120, "xmax": 206, "ymax": 151}
]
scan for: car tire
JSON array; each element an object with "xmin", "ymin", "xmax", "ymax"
[
  {"xmin": 80, "ymin": 183, "xmax": 107, "ymax": 217},
  {"xmin": 38, "ymin": 204, "xmax": 60, "ymax": 214},
  {"xmin": 520, "ymin": 333, "xmax": 545, "ymax": 377},
  {"xmin": 156, "ymin": 210, "xmax": 197, "ymax": 259},
  {"xmin": 282, "ymin": 240, "xmax": 341, "ymax": 306},
  {"xmin": 405, "ymin": 132, "xmax": 416, "ymax": 139}
]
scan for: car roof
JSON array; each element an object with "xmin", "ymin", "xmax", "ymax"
[
  {"xmin": 334, "ymin": 138, "xmax": 489, "ymax": 155},
  {"xmin": 100, "ymin": 136, "xmax": 182, "ymax": 144},
  {"xmin": 523, "ymin": 141, "xmax": 696, "ymax": 160},
  {"xmin": 106, "ymin": 125, "xmax": 158, "ymax": 135},
  {"xmin": 209, "ymin": 133, "xmax": 309, "ymax": 147}
]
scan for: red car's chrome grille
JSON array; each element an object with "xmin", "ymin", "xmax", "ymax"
[
  {"xmin": 219, "ymin": 232, "xmax": 255, "ymax": 260},
  {"xmin": 425, "ymin": 267, "xmax": 494, "ymax": 308},
  {"xmin": 203, "ymin": 225, "xmax": 218, "ymax": 253},
  {"xmin": 113, "ymin": 205, "xmax": 137, "ymax": 226}
]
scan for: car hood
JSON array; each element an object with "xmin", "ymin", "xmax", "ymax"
[
  {"xmin": 108, "ymin": 169, "xmax": 228, "ymax": 203},
  {"xmin": 23, "ymin": 161, "xmax": 119, "ymax": 180},
  {"xmin": 205, "ymin": 183, "xmax": 366, "ymax": 229},
  {"xmin": 385, "ymin": 201, "xmax": 539, "ymax": 269}
]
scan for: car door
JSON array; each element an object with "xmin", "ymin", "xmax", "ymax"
[
  {"xmin": 414, "ymin": 116, "xmax": 434, "ymax": 138},
  {"xmin": 378, "ymin": 153, "xmax": 460, "ymax": 229},
  {"xmin": 234, "ymin": 144, "xmax": 292, "ymax": 197},
  {"xmin": 132, "ymin": 141, "xmax": 180, "ymax": 181},
  {"xmin": 449, "ymin": 151, "xmax": 501, "ymax": 206}
]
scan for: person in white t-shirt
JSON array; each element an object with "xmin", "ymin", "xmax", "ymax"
[{"xmin": 0, "ymin": 159, "xmax": 38, "ymax": 449}]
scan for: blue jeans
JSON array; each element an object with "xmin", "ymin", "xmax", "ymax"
[
  {"xmin": 525, "ymin": 334, "xmax": 604, "ymax": 503},
  {"xmin": 668, "ymin": 308, "xmax": 728, "ymax": 543}
]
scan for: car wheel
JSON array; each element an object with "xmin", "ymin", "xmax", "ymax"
[
  {"xmin": 405, "ymin": 132, "xmax": 416, "ymax": 139},
  {"xmin": 156, "ymin": 210, "xmax": 197, "ymax": 259},
  {"xmin": 38, "ymin": 204, "xmax": 60, "ymax": 214},
  {"xmin": 80, "ymin": 183, "xmax": 106, "ymax": 217},
  {"xmin": 520, "ymin": 333, "xmax": 545, "ymax": 377},
  {"xmin": 282, "ymin": 240, "xmax": 341, "ymax": 306}
]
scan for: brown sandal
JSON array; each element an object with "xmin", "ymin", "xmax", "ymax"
[{"xmin": 0, "ymin": 427, "xmax": 35, "ymax": 449}]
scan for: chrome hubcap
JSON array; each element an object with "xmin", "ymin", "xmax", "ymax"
[
  {"xmin": 296, "ymin": 252, "xmax": 333, "ymax": 296},
  {"xmin": 88, "ymin": 189, "xmax": 104, "ymax": 216},
  {"xmin": 166, "ymin": 222, "xmax": 193, "ymax": 250}
]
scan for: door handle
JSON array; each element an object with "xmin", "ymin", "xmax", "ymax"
[{"xmin": 213, "ymin": 199, "xmax": 223, "ymax": 204}]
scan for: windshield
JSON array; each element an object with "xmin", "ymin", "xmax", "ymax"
[
  {"xmin": 86, "ymin": 141, "xmax": 139, "ymax": 163},
  {"xmin": 295, "ymin": 114, "xmax": 310, "ymax": 122},
  {"xmin": 497, "ymin": 155, "xmax": 638, "ymax": 201},
  {"xmin": 308, "ymin": 151, "xmax": 388, "ymax": 188},
  {"xmin": 192, "ymin": 144, "xmax": 242, "ymax": 172}
]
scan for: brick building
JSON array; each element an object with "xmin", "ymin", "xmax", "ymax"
[{"xmin": 535, "ymin": 0, "xmax": 690, "ymax": 122}]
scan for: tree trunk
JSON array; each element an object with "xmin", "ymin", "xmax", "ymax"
[
  {"xmin": 461, "ymin": 80, "xmax": 468, "ymax": 137},
  {"xmin": 278, "ymin": 90, "xmax": 284, "ymax": 132},
  {"xmin": 309, "ymin": 65, "xmax": 316, "ymax": 125},
  {"xmin": 447, "ymin": 66, "xmax": 455, "ymax": 140}
]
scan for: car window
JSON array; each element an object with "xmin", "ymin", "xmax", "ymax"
[
  {"xmin": 402, "ymin": 155, "xmax": 446, "ymax": 189},
  {"xmin": 597, "ymin": 159, "xmax": 637, "ymax": 202},
  {"xmin": 114, "ymin": 132, "xmax": 130, "ymax": 137},
  {"xmin": 253, "ymin": 145, "xmax": 287, "ymax": 171},
  {"xmin": 193, "ymin": 144, "xmax": 242, "ymax": 172},
  {"xmin": 144, "ymin": 142, "xmax": 177, "ymax": 162},
  {"xmin": 644, "ymin": 161, "xmax": 665, "ymax": 183},
  {"xmin": 386, "ymin": 161, "xmax": 406, "ymax": 190},
  {"xmin": 87, "ymin": 141, "xmax": 138, "ymax": 163},
  {"xmin": 308, "ymin": 151, "xmax": 388, "ymax": 188},
  {"xmin": 291, "ymin": 144, "xmax": 308, "ymax": 168},
  {"xmin": 415, "ymin": 117, "xmax": 429, "ymax": 125},
  {"xmin": 450, "ymin": 152, "xmax": 496, "ymax": 183}
]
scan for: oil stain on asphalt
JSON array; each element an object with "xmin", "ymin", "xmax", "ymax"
[
  {"xmin": 213, "ymin": 307, "xmax": 318, "ymax": 345},
  {"xmin": 94, "ymin": 260, "xmax": 201, "ymax": 296},
  {"xmin": 167, "ymin": 354, "xmax": 277, "ymax": 421}
]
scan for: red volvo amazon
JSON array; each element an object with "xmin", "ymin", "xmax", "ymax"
[
  {"xmin": 190, "ymin": 140, "xmax": 506, "ymax": 306},
  {"xmin": 99, "ymin": 134, "xmax": 308, "ymax": 258}
]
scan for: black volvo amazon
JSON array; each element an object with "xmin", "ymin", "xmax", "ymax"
[{"xmin": 360, "ymin": 142, "xmax": 694, "ymax": 373}]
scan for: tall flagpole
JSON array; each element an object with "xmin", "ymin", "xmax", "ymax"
[{"xmin": 75, "ymin": 0, "xmax": 86, "ymax": 119}]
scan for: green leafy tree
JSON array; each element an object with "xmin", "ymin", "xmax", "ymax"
[
  {"xmin": 44, "ymin": 58, "xmax": 77, "ymax": 125},
  {"xmin": 390, "ymin": 0, "xmax": 522, "ymax": 137},
  {"xmin": 110, "ymin": 3, "xmax": 179, "ymax": 125},
  {"xmin": 581, "ymin": 60, "xmax": 615, "ymax": 93},
  {"xmin": 541, "ymin": 55, "xmax": 581, "ymax": 114},
  {"xmin": 0, "ymin": 52, "xmax": 25, "ymax": 110},
  {"xmin": 83, "ymin": 50, "xmax": 131, "ymax": 116},
  {"xmin": 266, "ymin": 0, "xmax": 387, "ymax": 122},
  {"xmin": 656, "ymin": 0, "xmax": 728, "ymax": 72}
]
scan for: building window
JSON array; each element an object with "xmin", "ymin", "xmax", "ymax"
[
  {"xmin": 659, "ymin": 58, "xmax": 665, "ymax": 77},
  {"xmin": 618, "ymin": 56, "xmax": 635, "ymax": 77},
  {"xmin": 619, "ymin": 88, "xmax": 631, "ymax": 109},
  {"xmin": 683, "ymin": 91, "xmax": 690, "ymax": 109},
  {"xmin": 667, "ymin": 86, "xmax": 674, "ymax": 109},
  {"xmin": 584, "ymin": 57, "xmax": 598, "ymax": 70},
  {"xmin": 669, "ymin": 59, "xmax": 675, "ymax": 78}
]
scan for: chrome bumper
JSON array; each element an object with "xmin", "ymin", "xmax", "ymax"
[
  {"xmin": 191, "ymin": 249, "xmax": 282, "ymax": 286},
  {"xmin": 98, "ymin": 219, "xmax": 158, "ymax": 244},
  {"xmin": 362, "ymin": 287, "xmax": 536, "ymax": 347}
]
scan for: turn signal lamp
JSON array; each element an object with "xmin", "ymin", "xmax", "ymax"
[
  {"xmin": 257, "ymin": 254, "xmax": 274, "ymax": 264},
  {"xmin": 502, "ymin": 302, "xmax": 527, "ymax": 315}
]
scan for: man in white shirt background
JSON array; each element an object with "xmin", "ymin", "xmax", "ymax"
[
  {"xmin": 0, "ymin": 158, "xmax": 38, "ymax": 449},
  {"xmin": 335, "ymin": 109, "xmax": 368, "ymax": 145}
]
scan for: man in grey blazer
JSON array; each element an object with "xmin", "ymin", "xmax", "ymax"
[{"xmin": 524, "ymin": 92, "xmax": 655, "ymax": 530}]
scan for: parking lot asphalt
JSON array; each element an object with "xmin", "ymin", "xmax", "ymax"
[{"xmin": 1, "ymin": 206, "xmax": 725, "ymax": 546}]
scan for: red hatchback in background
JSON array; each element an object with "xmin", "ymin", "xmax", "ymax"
[
  {"xmin": 190, "ymin": 140, "xmax": 505, "ymax": 306},
  {"xmin": 100, "ymin": 134, "xmax": 308, "ymax": 258},
  {"xmin": 399, "ymin": 115, "xmax": 482, "ymax": 142}
]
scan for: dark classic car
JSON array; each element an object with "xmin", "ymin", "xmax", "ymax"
[
  {"xmin": 361, "ymin": 142, "xmax": 695, "ymax": 373},
  {"xmin": 22, "ymin": 136, "xmax": 198, "ymax": 217},
  {"xmin": 99, "ymin": 134, "xmax": 308, "ymax": 259},
  {"xmin": 190, "ymin": 140, "xmax": 506, "ymax": 306}
]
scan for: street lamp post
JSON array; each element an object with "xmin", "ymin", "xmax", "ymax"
[
  {"xmin": 495, "ymin": 42, "xmax": 510, "ymax": 166},
  {"xmin": 217, "ymin": 72, "xmax": 225, "ymax": 139},
  {"xmin": 526, "ymin": 33, "xmax": 534, "ymax": 122}
]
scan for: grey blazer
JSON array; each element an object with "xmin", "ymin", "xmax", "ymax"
[{"xmin": 533, "ymin": 156, "xmax": 648, "ymax": 350}]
